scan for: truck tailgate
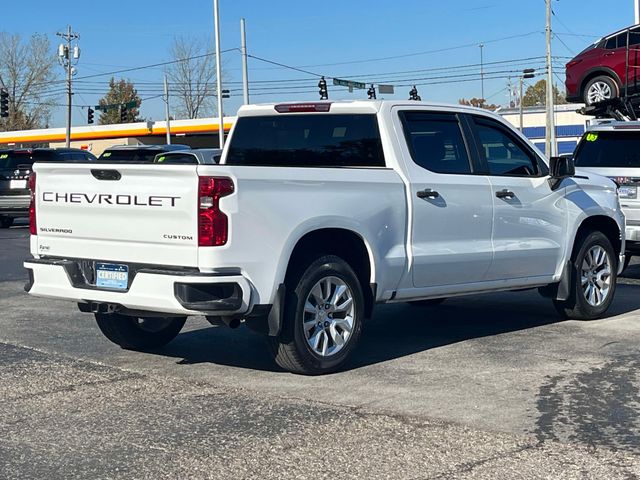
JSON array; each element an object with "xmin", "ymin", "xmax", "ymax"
[{"xmin": 33, "ymin": 163, "xmax": 199, "ymax": 267}]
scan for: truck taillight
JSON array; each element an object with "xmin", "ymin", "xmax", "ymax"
[
  {"xmin": 198, "ymin": 176, "xmax": 234, "ymax": 246},
  {"xmin": 28, "ymin": 172, "xmax": 36, "ymax": 235}
]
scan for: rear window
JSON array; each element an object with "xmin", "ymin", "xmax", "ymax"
[
  {"xmin": 0, "ymin": 152, "xmax": 35, "ymax": 169},
  {"xmin": 98, "ymin": 150, "xmax": 160, "ymax": 163},
  {"xmin": 574, "ymin": 131, "xmax": 640, "ymax": 168},
  {"xmin": 226, "ymin": 114, "xmax": 386, "ymax": 167},
  {"xmin": 155, "ymin": 153, "xmax": 198, "ymax": 165}
]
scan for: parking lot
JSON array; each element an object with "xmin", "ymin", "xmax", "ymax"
[{"xmin": 0, "ymin": 221, "xmax": 638, "ymax": 478}]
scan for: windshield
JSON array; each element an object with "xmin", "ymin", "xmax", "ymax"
[
  {"xmin": 98, "ymin": 149, "xmax": 160, "ymax": 163},
  {"xmin": 574, "ymin": 131, "xmax": 640, "ymax": 168}
]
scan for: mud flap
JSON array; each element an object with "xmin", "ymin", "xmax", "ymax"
[{"xmin": 538, "ymin": 261, "xmax": 573, "ymax": 301}]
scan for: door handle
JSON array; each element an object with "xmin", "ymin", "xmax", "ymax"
[
  {"xmin": 417, "ymin": 189, "xmax": 440, "ymax": 199},
  {"xmin": 496, "ymin": 189, "xmax": 515, "ymax": 199}
]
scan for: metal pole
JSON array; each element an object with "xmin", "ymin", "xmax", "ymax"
[
  {"xmin": 241, "ymin": 18, "xmax": 249, "ymax": 105},
  {"xmin": 213, "ymin": 0, "xmax": 225, "ymax": 149},
  {"xmin": 164, "ymin": 75, "xmax": 171, "ymax": 145},
  {"xmin": 636, "ymin": 0, "xmax": 640, "ymax": 24},
  {"xmin": 545, "ymin": 0, "xmax": 557, "ymax": 157},
  {"xmin": 519, "ymin": 77, "xmax": 524, "ymax": 132},
  {"xmin": 479, "ymin": 43, "xmax": 485, "ymax": 102},
  {"xmin": 66, "ymin": 26, "xmax": 72, "ymax": 148}
]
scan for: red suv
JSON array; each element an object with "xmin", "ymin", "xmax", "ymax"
[{"xmin": 566, "ymin": 25, "xmax": 640, "ymax": 105}]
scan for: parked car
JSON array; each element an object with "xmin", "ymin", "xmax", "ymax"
[
  {"xmin": 154, "ymin": 148, "xmax": 222, "ymax": 165},
  {"xmin": 25, "ymin": 101, "xmax": 625, "ymax": 374},
  {"xmin": 566, "ymin": 25, "xmax": 640, "ymax": 105},
  {"xmin": 98, "ymin": 144, "xmax": 191, "ymax": 163},
  {"xmin": 572, "ymin": 121, "xmax": 640, "ymax": 269},
  {"xmin": 0, "ymin": 148, "xmax": 97, "ymax": 228}
]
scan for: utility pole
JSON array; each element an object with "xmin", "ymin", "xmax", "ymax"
[
  {"xmin": 164, "ymin": 75, "xmax": 171, "ymax": 145},
  {"xmin": 636, "ymin": 0, "xmax": 640, "ymax": 24},
  {"xmin": 56, "ymin": 26, "xmax": 80, "ymax": 148},
  {"xmin": 213, "ymin": 0, "xmax": 225, "ymax": 149},
  {"xmin": 240, "ymin": 18, "xmax": 250, "ymax": 105},
  {"xmin": 545, "ymin": 0, "xmax": 557, "ymax": 158},
  {"xmin": 479, "ymin": 43, "xmax": 485, "ymax": 102}
]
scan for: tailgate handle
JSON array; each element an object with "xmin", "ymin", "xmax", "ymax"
[{"xmin": 91, "ymin": 169, "xmax": 121, "ymax": 181}]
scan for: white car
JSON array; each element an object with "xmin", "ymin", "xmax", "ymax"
[{"xmin": 24, "ymin": 100, "xmax": 625, "ymax": 374}]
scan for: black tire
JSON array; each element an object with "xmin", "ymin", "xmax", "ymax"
[
  {"xmin": 95, "ymin": 312, "xmax": 186, "ymax": 350},
  {"xmin": 553, "ymin": 231, "xmax": 617, "ymax": 320},
  {"xmin": 583, "ymin": 75, "xmax": 619, "ymax": 106},
  {"xmin": 0, "ymin": 217, "xmax": 14, "ymax": 229},
  {"xmin": 409, "ymin": 298, "xmax": 446, "ymax": 307},
  {"xmin": 268, "ymin": 255, "xmax": 365, "ymax": 375}
]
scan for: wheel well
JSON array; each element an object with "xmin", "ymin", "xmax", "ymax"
[
  {"xmin": 574, "ymin": 216, "xmax": 622, "ymax": 258},
  {"xmin": 285, "ymin": 228, "xmax": 374, "ymax": 317},
  {"xmin": 580, "ymin": 71, "xmax": 619, "ymax": 97}
]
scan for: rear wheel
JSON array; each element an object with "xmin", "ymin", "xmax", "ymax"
[
  {"xmin": 95, "ymin": 312, "xmax": 186, "ymax": 350},
  {"xmin": 553, "ymin": 231, "xmax": 617, "ymax": 320},
  {"xmin": 0, "ymin": 217, "xmax": 14, "ymax": 228},
  {"xmin": 269, "ymin": 255, "xmax": 364, "ymax": 375},
  {"xmin": 584, "ymin": 75, "xmax": 619, "ymax": 105}
]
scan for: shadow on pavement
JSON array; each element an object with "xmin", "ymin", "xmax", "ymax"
[{"xmin": 158, "ymin": 293, "xmax": 568, "ymax": 373}]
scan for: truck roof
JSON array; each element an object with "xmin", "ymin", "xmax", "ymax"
[
  {"xmin": 236, "ymin": 100, "xmax": 504, "ymax": 119},
  {"xmin": 586, "ymin": 120, "xmax": 640, "ymax": 132}
]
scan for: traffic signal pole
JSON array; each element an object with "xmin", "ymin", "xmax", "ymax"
[
  {"xmin": 241, "ymin": 18, "xmax": 250, "ymax": 105},
  {"xmin": 164, "ymin": 75, "xmax": 171, "ymax": 145}
]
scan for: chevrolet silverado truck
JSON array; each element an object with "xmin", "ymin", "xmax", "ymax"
[{"xmin": 24, "ymin": 100, "xmax": 625, "ymax": 374}]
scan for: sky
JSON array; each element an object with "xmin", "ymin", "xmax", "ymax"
[{"xmin": 3, "ymin": 0, "xmax": 637, "ymax": 128}]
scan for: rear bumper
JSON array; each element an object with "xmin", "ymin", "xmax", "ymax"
[
  {"xmin": 24, "ymin": 258, "xmax": 253, "ymax": 316},
  {"xmin": 0, "ymin": 195, "xmax": 29, "ymax": 215}
]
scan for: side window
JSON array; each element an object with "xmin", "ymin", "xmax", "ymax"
[
  {"xmin": 400, "ymin": 111, "xmax": 472, "ymax": 174},
  {"xmin": 605, "ymin": 33, "xmax": 626, "ymax": 50},
  {"xmin": 473, "ymin": 118, "xmax": 539, "ymax": 177},
  {"xmin": 630, "ymin": 28, "xmax": 640, "ymax": 47}
]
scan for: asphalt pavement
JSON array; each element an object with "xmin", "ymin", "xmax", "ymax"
[{"xmin": 1, "ymin": 222, "xmax": 640, "ymax": 479}]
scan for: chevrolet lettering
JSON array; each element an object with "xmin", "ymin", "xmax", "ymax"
[{"xmin": 42, "ymin": 192, "xmax": 181, "ymax": 207}]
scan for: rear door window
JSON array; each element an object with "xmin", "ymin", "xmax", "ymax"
[
  {"xmin": 575, "ymin": 130, "xmax": 640, "ymax": 167},
  {"xmin": 226, "ymin": 114, "xmax": 385, "ymax": 167},
  {"xmin": 399, "ymin": 111, "xmax": 473, "ymax": 174},
  {"xmin": 155, "ymin": 153, "xmax": 198, "ymax": 164},
  {"xmin": 98, "ymin": 150, "xmax": 159, "ymax": 163}
]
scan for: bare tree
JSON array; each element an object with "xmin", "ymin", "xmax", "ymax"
[
  {"xmin": 0, "ymin": 33, "xmax": 58, "ymax": 131},
  {"xmin": 166, "ymin": 36, "xmax": 218, "ymax": 119}
]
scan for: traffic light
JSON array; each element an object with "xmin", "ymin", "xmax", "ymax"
[
  {"xmin": 318, "ymin": 76, "xmax": 328, "ymax": 100},
  {"xmin": 409, "ymin": 86, "xmax": 422, "ymax": 101},
  {"xmin": 120, "ymin": 105, "xmax": 128, "ymax": 123},
  {"xmin": 367, "ymin": 84, "xmax": 377, "ymax": 100},
  {"xmin": 523, "ymin": 68, "xmax": 536, "ymax": 80},
  {"xmin": 222, "ymin": 89, "xmax": 230, "ymax": 99},
  {"xmin": 0, "ymin": 89, "xmax": 8, "ymax": 118},
  {"xmin": 87, "ymin": 107, "xmax": 94, "ymax": 124}
]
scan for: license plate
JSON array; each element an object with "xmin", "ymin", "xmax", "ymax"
[
  {"xmin": 619, "ymin": 186, "xmax": 638, "ymax": 199},
  {"xmin": 95, "ymin": 263, "xmax": 129, "ymax": 290},
  {"xmin": 9, "ymin": 179, "xmax": 27, "ymax": 189}
]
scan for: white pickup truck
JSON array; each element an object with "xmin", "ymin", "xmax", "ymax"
[{"xmin": 25, "ymin": 100, "xmax": 625, "ymax": 374}]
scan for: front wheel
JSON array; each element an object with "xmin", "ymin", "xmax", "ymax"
[
  {"xmin": 554, "ymin": 231, "xmax": 617, "ymax": 320},
  {"xmin": 95, "ymin": 312, "xmax": 186, "ymax": 350},
  {"xmin": 269, "ymin": 255, "xmax": 365, "ymax": 375},
  {"xmin": 584, "ymin": 75, "xmax": 619, "ymax": 105}
]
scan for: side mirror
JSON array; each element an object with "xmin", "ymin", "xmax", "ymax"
[{"xmin": 549, "ymin": 156, "xmax": 575, "ymax": 190}]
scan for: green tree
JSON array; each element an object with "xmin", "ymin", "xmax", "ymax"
[
  {"xmin": 98, "ymin": 78, "xmax": 142, "ymax": 124},
  {"xmin": 458, "ymin": 98, "xmax": 499, "ymax": 110},
  {"xmin": 522, "ymin": 79, "xmax": 567, "ymax": 107}
]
